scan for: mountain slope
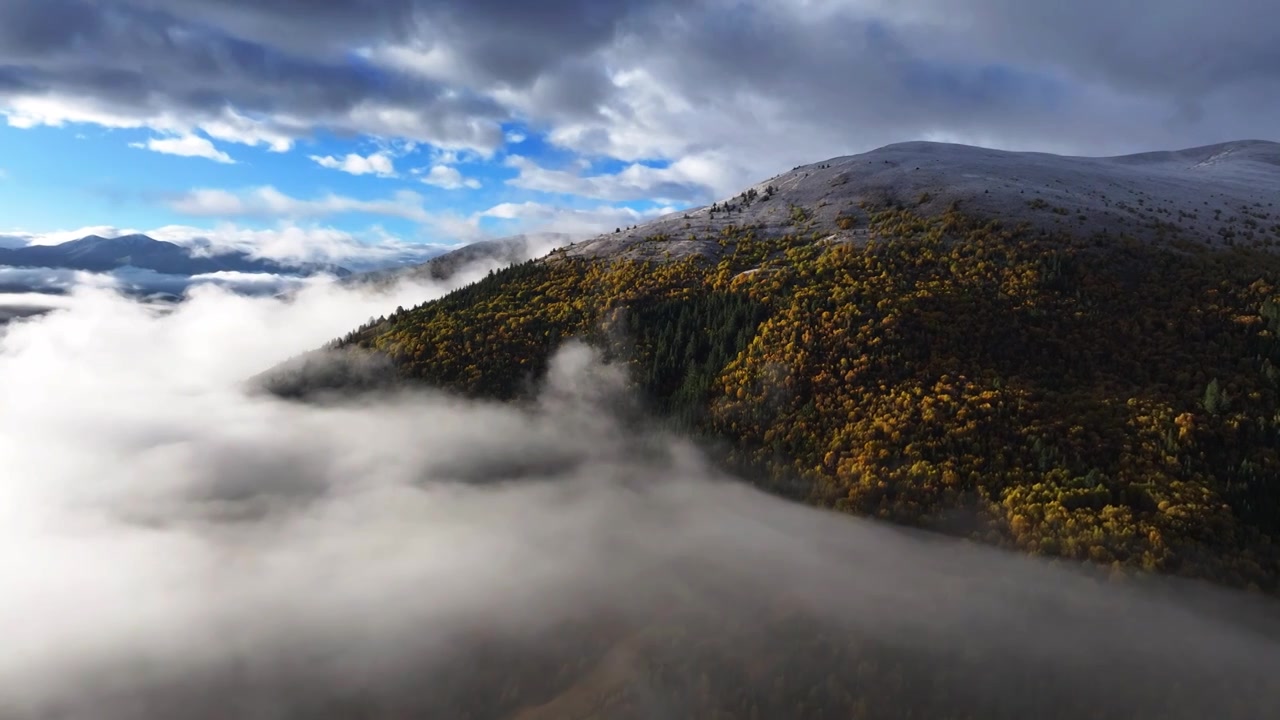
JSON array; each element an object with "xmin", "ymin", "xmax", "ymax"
[
  {"xmin": 0, "ymin": 233, "xmax": 351, "ymax": 277},
  {"xmin": 295, "ymin": 140, "xmax": 1280, "ymax": 591},
  {"xmin": 253, "ymin": 139, "xmax": 1280, "ymax": 717}
]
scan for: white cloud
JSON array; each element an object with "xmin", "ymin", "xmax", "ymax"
[
  {"xmin": 169, "ymin": 187, "xmax": 433, "ymax": 224},
  {"xmin": 505, "ymin": 153, "xmax": 733, "ymax": 203},
  {"xmin": 0, "ymin": 280, "xmax": 1277, "ymax": 717},
  {"xmin": 2, "ymin": 97, "xmax": 300, "ymax": 153},
  {"xmin": 6, "ymin": 201, "xmax": 658, "ymax": 265},
  {"xmin": 2, "ymin": 95, "xmax": 154, "ymax": 132},
  {"xmin": 418, "ymin": 165, "xmax": 481, "ymax": 190},
  {"xmin": 309, "ymin": 152, "xmax": 397, "ymax": 177},
  {"xmin": 0, "ymin": 93, "xmax": 504, "ymax": 159},
  {"xmin": 343, "ymin": 101, "xmax": 506, "ymax": 155},
  {"xmin": 198, "ymin": 108, "xmax": 299, "ymax": 152},
  {"xmin": 479, "ymin": 200, "xmax": 675, "ymax": 236},
  {"xmin": 146, "ymin": 223, "xmax": 442, "ymax": 269},
  {"xmin": 363, "ymin": 42, "xmax": 476, "ymax": 86},
  {"xmin": 378, "ymin": 199, "xmax": 670, "ymax": 246},
  {"xmin": 0, "ymin": 266, "xmax": 86, "ymax": 294},
  {"xmin": 157, "ymin": 189, "xmax": 661, "ymax": 246},
  {"xmin": 129, "ymin": 134, "xmax": 236, "ymax": 164}
]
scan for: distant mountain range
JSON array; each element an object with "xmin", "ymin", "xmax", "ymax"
[{"xmin": 0, "ymin": 234, "xmax": 351, "ymax": 277}]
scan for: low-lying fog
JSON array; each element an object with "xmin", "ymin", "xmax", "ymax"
[{"xmin": 0, "ymin": 261, "xmax": 1277, "ymax": 719}]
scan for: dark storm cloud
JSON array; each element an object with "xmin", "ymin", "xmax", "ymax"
[
  {"xmin": 159, "ymin": 0, "xmax": 672, "ymax": 70},
  {"xmin": 922, "ymin": 0, "xmax": 1280, "ymax": 97},
  {"xmin": 662, "ymin": 12, "xmax": 1068, "ymax": 124},
  {"xmin": 646, "ymin": 0, "xmax": 1276, "ymax": 139}
]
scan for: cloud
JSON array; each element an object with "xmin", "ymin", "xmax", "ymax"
[
  {"xmin": 505, "ymin": 154, "xmax": 725, "ymax": 203},
  {"xmin": 130, "ymin": 134, "xmax": 235, "ymax": 164},
  {"xmin": 0, "ymin": 266, "xmax": 84, "ymax": 294},
  {"xmin": 417, "ymin": 164, "xmax": 481, "ymax": 190},
  {"xmin": 0, "ymin": 276, "xmax": 1278, "ymax": 717},
  {"xmin": 0, "ymin": 1, "xmax": 510, "ymax": 154},
  {"xmin": 479, "ymin": 200, "xmax": 676, "ymax": 236},
  {"xmin": 157, "ymin": 189, "xmax": 663, "ymax": 246},
  {"xmin": 169, "ymin": 187, "xmax": 433, "ymax": 224},
  {"xmin": 2, "ymin": 96, "xmax": 301, "ymax": 153},
  {"xmin": 148, "ymin": 224, "xmax": 443, "ymax": 270},
  {"xmin": 197, "ymin": 107, "xmax": 298, "ymax": 153},
  {"xmin": 487, "ymin": 0, "xmax": 1280, "ymax": 190},
  {"xmin": 310, "ymin": 152, "xmax": 397, "ymax": 177},
  {"xmin": 0, "ymin": 291, "xmax": 75, "ymax": 327},
  {"xmin": 1, "ymin": 223, "xmax": 442, "ymax": 271},
  {"xmin": 0, "ymin": 262, "xmax": 328, "ymax": 298}
]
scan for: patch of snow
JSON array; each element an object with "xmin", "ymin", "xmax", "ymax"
[{"xmin": 557, "ymin": 140, "xmax": 1280, "ymax": 262}]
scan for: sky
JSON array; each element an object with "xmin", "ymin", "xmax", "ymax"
[{"xmin": 1, "ymin": 0, "xmax": 1278, "ymax": 266}]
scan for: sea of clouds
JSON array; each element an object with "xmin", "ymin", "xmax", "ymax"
[{"xmin": 1, "ymin": 260, "xmax": 1278, "ymax": 719}]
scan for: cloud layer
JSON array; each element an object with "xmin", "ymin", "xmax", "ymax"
[{"xmin": 0, "ymin": 252, "xmax": 1278, "ymax": 718}]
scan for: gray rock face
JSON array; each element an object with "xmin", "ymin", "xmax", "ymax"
[{"xmin": 560, "ymin": 140, "xmax": 1280, "ymax": 262}]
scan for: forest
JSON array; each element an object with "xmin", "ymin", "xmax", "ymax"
[
  {"xmin": 336, "ymin": 205, "xmax": 1280, "ymax": 593},
  {"xmin": 292, "ymin": 203, "xmax": 1280, "ymax": 717}
]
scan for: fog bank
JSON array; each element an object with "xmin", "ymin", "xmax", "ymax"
[{"xmin": 0, "ymin": 271, "xmax": 1277, "ymax": 719}]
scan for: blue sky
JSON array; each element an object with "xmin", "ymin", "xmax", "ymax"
[
  {"xmin": 0, "ymin": 117, "xmax": 683, "ymax": 265},
  {"xmin": 0, "ymin": 0, "xmax": 1275, "ymax": 268}
]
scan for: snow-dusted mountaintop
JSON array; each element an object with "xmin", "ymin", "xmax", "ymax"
[{"xmin": 561, "ymin": 140, "xmax": 1280, "ymax": 262}]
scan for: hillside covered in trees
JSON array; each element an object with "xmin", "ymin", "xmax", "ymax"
[
  {"xmin": 261, "ymin": 140, "xmax": 1280, "ymax": 717},
  {"xmin": 331, "ymin": 206, "xmax": 1280, "ymax": 588}
]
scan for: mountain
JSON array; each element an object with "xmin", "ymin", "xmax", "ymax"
[
  {"xmin": 0, "ymin": 233, "xmax": 352, "ymax": 277},
  {"xmin": 254, "ymin": 139, "xmax": 1280, "ymax": 716},
  {"xmin": 561, "ymin": 139, "xmax": 1280, "ymax": 262}
]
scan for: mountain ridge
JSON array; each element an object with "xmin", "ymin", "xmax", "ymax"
[
  {"xmin": 558, "ymin": 139, "xmax": 1280, "ymax": 263},
  {"xmin": 0, "ymin": 233, "xmax": 352, "ymax": 277}
]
